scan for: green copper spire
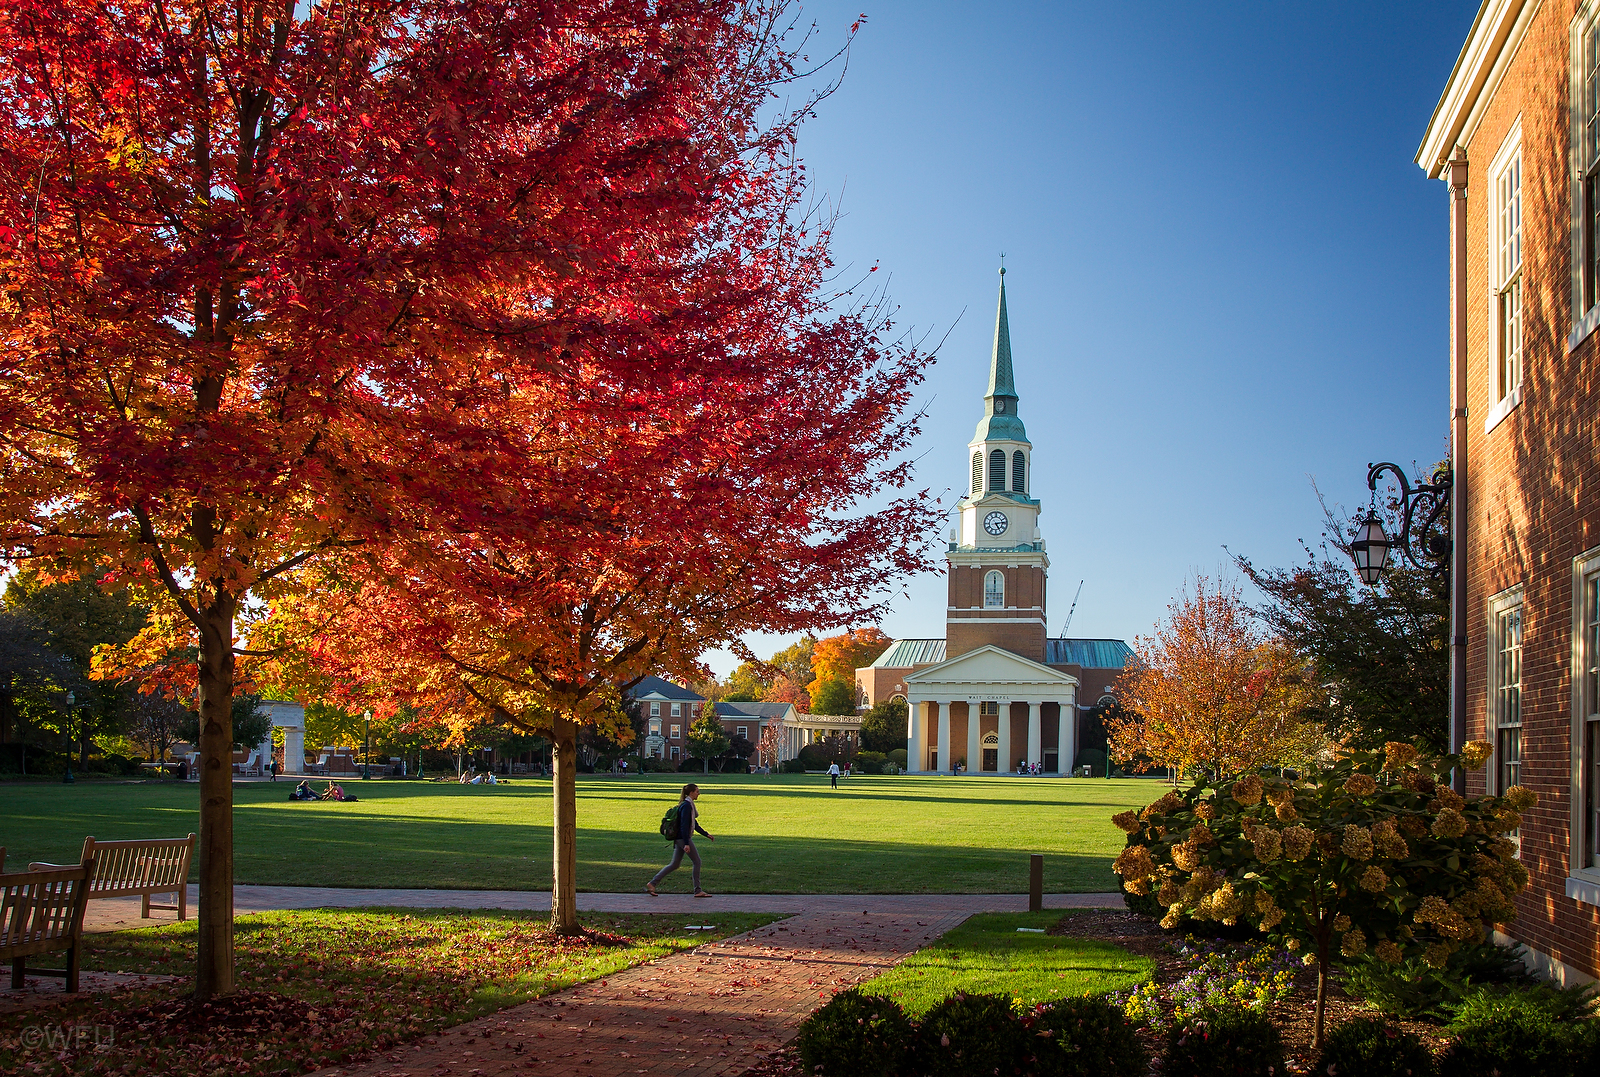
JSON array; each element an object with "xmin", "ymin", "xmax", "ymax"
[
  {"xmin": 972, "ymin": 266, "xmax": 1028, "ymax": 444},
  {"xmin": 987, "ymin": 268, "xmax": 1016, "ymax": 398}
]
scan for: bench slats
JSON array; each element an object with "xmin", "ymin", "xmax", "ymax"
[
  {"xmin": 29, "ymin": 835, "xmax": 195, "ymax": 921},
  {"xmin": 0, "ymin": 860, "xmax": 95, "ymax": 992}
]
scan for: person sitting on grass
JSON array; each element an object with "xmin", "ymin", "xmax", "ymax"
[
  {"xmin": 320, "ymin": 780, "xmax": 359, "ymax": 802},
  {"xmin": 289, "ymin": 780, "xmax": 316, "ymax": 801}
]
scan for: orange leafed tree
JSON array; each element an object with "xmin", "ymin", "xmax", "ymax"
[
  {"xmin": 811, "ymin": 627, "xmax": 894, "ymax": 685},
  {"xmin": 1107, "ymin": 575, "xmax": 1321, "ymax": 778}
]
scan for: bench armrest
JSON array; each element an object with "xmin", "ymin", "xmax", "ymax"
[{"xmin": 27, "ymin": 862, "xmax": 77, "ymax": 872}]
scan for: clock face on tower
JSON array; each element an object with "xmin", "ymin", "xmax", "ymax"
[{"xmin": 983, "ymin": 511, "xmax": 1008, "ymax": 536}]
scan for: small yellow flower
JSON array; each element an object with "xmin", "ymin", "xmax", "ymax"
[
  {"xmin": 1341, "ymin": 825, "xmax": 1375, "ymax": 861},
  {"xmin": 1459, "ymin": 740, "xmax": 1493, "ymax": 771},
  {"xmin": 1344, "ymin": 773, "xmax": 1378, "ymax": 797},
  {"xmin": 1384, "ymin": 742, "xmax": 1419, "ymax": 770},
  {"xmin": 1375, "ymin": 940, "xmax": 1404, "ymax": 964},
  {"xmin": 1281, "ymin": 826, "xmax": 1315, "ymax": 862},
  {"xmin": 1359, "ymin": 865, "xmax": 1389, "ymax": 893},
  {"xmin": 1340, "ymin": 929, "xmax": 1367, "ymax": 957},
  {"xmin": 1112, "ymin": 810, "xmax": 1141, "ymax": 834},
  {"xmin": 1431, "ymin": 808, "xmax": 1468, "ymax": 840},
  {"xmin": 1231, "ymin": 775, "xmax": 1264, "ymax": 806},
  {"xmin": 1503, "ymin": 785, "xmax": 1537, "ymax": 811}
]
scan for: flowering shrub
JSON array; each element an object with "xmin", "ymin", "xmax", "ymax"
[{"xmin": 1110, "ymin": 740, "xmax": 1534, "ymax": 1046}]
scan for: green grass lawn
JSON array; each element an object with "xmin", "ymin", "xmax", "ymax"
[
  {"xmin": 0, "ymin": 773, "xmax": 1160, "ymax": 893},
  {"xmin": 858, "ymin": 911, "xmax": 1154, "ymax": 1016},
  {"xmin": 0, "ymin": 908, "xmax": 781, "ymax": 1076}
]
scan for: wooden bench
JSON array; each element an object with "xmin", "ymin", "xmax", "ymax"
[
  {"xmin": 1, "ymin": 859, "xmax": 95, "ymax": 991},
  {"xmin": 31, "ymin": 835, "xmax": 195, "ymax": 921}
]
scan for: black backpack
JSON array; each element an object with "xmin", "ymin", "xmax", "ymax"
[{"xmin": 658, "ymin": 802, "xmax": 683, "ymax": 840}]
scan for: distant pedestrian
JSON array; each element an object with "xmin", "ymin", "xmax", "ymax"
[
  {"xmin": 828, "ymin": 762, "xmax": 840, "ymax": 788},
  {"xmin": 646, "ymin": 783, "xmax": 714, "ymax": 897},
  {"xmin": 268, "ymin": 760, "xmax": 277, "ymax": 782}
]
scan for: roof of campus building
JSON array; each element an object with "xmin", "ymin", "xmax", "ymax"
[
  {"xmin": 625, "ymin": 675, "xmax": 705, "ymax": 702},
  {"xmin": 714, "ymin": 701, "xmax": 793, "ymax": 719},
  {"xmin": 870, "ymin": 638, "xmax": 948, "ymax": 667},
  {"xmin": 866, "ymin": 636, "xmax": 1133, "ymax": 672},
  {"xmin": 1044, "ymin": 638, "xmax": 1135, "ymax": 669}
]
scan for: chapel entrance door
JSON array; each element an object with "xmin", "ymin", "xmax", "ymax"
[{"xmin": 982, "ymin": 748, "xmax": 998, "ymax": 771}]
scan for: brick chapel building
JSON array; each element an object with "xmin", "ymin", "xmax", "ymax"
[
  {"xmin": 854, "ymin": 271, "xmax": 1132, "ymax": 775},
  {"xmin": 1417, "ymin": 0, "xmax": 1600, "ymax": 983}
]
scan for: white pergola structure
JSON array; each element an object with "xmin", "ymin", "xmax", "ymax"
[
  {"xmin": 261, "ymin": 700, "xmax": 307, "ymax": 775},
  {"xmin": 779, "ymin": 711, "xmax": 863, "ymax": 759},
  {"xmin": 904, "ymin": 644, "xmax": 1078, "ymax": 774}
]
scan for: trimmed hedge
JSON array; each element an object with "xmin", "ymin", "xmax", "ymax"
[
  {"xmin": 1316, "ymin": 1016, "xmax": 1435, "ymax": 1077},
  {"xmin": 795, "ymin": 988, "xmax": 913, "ymax": 1076},
  {"xmin": 1028, "ymin": 996, "xmax": 1146, "ymax": 1077},
  {"xmin": 915, "ymin": 992, "xmax": 1025, "ymax": 1077},
  {"xmin": 1441, "ymin": 988, "xmax": 1599, "ymax": 1077},
  {"xmin": 1163, "ymin": 1005, "xmax": 1285, "ymax": 1077}
]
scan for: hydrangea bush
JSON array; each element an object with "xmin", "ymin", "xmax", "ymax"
[{"xmin": 1110, "ymin": 740, "xmax": 1534, "ymax": 1047}]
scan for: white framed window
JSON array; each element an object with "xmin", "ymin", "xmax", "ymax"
[
  {"xmin": 670, "ymin": 702, "xmax": 681, "ymax": 717},
  {"xmin": 648, "ymin": 719, "xmax": 661, "ymax": 736},
  {"xmin": 1489, "ymin": 587, "xmax": 1524, "ymax": 797},
  {"xmin": 1573, "ymin": 6, "xmax": 1600, "ymax": 343},
  {"xmin": 650, "ymin": 702, "xmax": 660, "ymax": 718},
  {"xmin": 670, "ymin": 724, "xmax": 681, "ymax": 739},
  {"xmin": 670, "ymin": 746, "xmax": 679, "ymax": 760},
  {"xmin": 979, "ymin": 701, "xmax": 999, "ymax": 717},
  {"xmin": 736, "ymin": 726, "xmax": 748, "ymax": 739},
  {"xmin": 1575, "ymin": 547, "xmax": 1600, "ymax": 882},
  {"xmin": 1489, "ymin": 127, "xmax": 1522, "ymax": 427},
  {"xmin": 984, "ymin": 570, "xmax": 1005, "ymax": 608}
]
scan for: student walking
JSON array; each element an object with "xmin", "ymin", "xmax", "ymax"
[
  {"xmin": 828, "ymin": 761, "xmax": 840, "ymax": 788},
  {"xmin": 646, "ymin": 783, "xmax": 714, "ymax": 897}
]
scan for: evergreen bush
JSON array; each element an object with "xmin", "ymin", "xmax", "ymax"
[
  {"xmin": 795, "ymin": 988, "xmax": 912, "ymax": 1077},
  {"xmin": 888, "ymin": 748, "xmax": 907, "ymax": 767},
  {"xmin": 1440, "ymin": 987, "xmax": 1599, "ymax": 1077},
  {"xmin": 1316, "ymin": 1016, "xmax": 1435, "ymax": 1077},
  {"xmin": 914, "ymin": 992, "xmax": 1026, "ymax": 1077},
  {"xmin": 855, "ymin": 750, "xmax": 887, "ymax": 774},
  {"xmin": 779, "ymin": 759, "xmax": 806, "ymax": 774},
  {"xmin": 1162, "ymin": 1005, "xmax": 1285, "ymax": 1077},
  {"xmin": 1027, "ymin": 996, "xmax": 1146, "ymax": 1077},
  {"xmin": 1342, "ymin": 939, "xmax": 1536, "ymax": 1020}
]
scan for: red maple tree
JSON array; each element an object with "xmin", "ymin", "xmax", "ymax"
[{"xmin": 0, "ymin": 0, "xmax": 868, "ymax": 992}]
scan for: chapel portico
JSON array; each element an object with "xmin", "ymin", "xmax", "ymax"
[{"xmin": 905, "ymin": 644, "xmax": 1077, "ymax": 774}]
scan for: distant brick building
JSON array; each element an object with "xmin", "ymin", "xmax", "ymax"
[
  {"xmin": 625, "ymin": 677, "xmax": 809, "ymax": 764},
  {"xmin": 1416, "ymin": 0, "xmax": 1600, "ymax": 983},
  {"xmin": 853, "ymin": 271, "xmax": 1132, "ymax": 775}
]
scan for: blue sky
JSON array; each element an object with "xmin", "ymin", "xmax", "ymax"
[{"xmin": 705, "ymin": 1, "xmax": 1476, "ymax": 676}]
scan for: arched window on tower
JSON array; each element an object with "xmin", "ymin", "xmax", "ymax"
[
  {"xmin": 984, "ymin": 570, "xmax": 1005, "ymax": 608},
  {"xmin": 1012, "ymin": 451, "xmax": 1026, "ymax": 493},
  {"xmin": 971, "ymin": 452, "xmax": 983, "ymax": 494},
  {"xmin": 988, "ymin": 449, "xmax": 1005, "ymax": 491}
]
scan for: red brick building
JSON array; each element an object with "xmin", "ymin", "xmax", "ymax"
[
  {"xmin": 1418, "ymin": 0, "xmax": 1600, "ymax": 983},
  {"xmin": 853, "ymin": 271, "xmax": 1132, "ymax": 775}
]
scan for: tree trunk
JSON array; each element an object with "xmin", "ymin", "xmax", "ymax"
[
  {"xmin": 550, "ymin": 715, "xmax": 580, "ymax": 935},
  {"xmin": 194, "ymin": 594, "xmax": 237, "ymax": 999},
  {"xmin": 1313, "ymin": 932, "xmax": 1330, "ymax": 1050}
]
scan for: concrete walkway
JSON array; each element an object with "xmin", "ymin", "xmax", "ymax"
[{"xmin": 80, "ymin": 885, "xmax": 1125, "ymax": 933}]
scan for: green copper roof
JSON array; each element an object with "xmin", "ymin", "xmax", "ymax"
[{"xmin": 973, "ymin": 268, "xmax": 1028, "ymax": 443}]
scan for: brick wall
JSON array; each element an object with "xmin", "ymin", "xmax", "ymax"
[{"xmin": 1456, "ymin": 0, "xmax": 1600, "ymax": 979}]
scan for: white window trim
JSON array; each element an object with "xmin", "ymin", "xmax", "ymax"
[
  {"xmin": 1570, "ymin": 543, "xmax": 1600, "ymax": 901},
  {"xmin": 1488, "ymin": 118, "xmax": 1523, "ymax": 433},
  {"xmin": 670, "ymin": 724, "xmax": 681, "ymax": 739},
  {"xmin": 1488, "ymin": 584, "xmax": 1525, "ymax": 798},
  {"xmin": 650, "ymin": 702, "xmax": 660, "ymax": 718},
  {"xmin": 1574, "ymin": 2, "xmax": 1600, "ymax": 347},
  {"xmin": 983, "ymin": 570, "xmax": 1005, "ymax": 609},
  {"xmin": 670, "ymin": 703, "xmax": 681, "ymax": 717}
]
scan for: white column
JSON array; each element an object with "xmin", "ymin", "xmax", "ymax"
[
  {"xmin": 997, "ymin": 699, "xmax": 1013, "ymax": 774},
  {"xmin": 966, "ymin": 698, "xmax": 981, "ymax": 772},
  {"xmin": 908, "ymin": 697, "xmax": 927, "ymax": 773},
  {"xmin": 1059, "ymin": 695, "xmax": 1076, "ymax": 776},
  {"xmin": 933, "ymin": 701, "xmax": 949, "ymax": 773},
  {"xmin": 283, "ymin": 726, "xmax": 305, "ymax": 775},
  {"xmin": 1027, "ymin": 701, "xmax": 1042, "ymax": 768}
]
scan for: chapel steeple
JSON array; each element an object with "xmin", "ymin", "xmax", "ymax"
[
  {"xmin": 946, "ymin": 267, "xmax": 1048, "ymax": 664},
  {"xmin": 973, "ymin": 268, "xmax": 1028, "ymax": 444}
]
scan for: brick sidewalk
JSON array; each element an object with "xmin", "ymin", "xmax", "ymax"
[{"xmin": 306, "ymin": 908, "xmax": 972, "ymax": 1077}]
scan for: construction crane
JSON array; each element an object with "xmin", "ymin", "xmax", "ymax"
[{"xmin": 1058, "ymin": 580, "xmax": 1083, "ymax": 638}]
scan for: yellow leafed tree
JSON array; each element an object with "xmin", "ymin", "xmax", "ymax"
[{"xmin": 1108, "ymin": 575, "xmax": 1322, "ymax": 777}]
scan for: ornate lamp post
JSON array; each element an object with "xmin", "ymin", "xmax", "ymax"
[
  {"xmin": 1351, "ymin": 462, "xmax": 1452, "ymax": 583},
  {"xmin": 362, "ymin": 709, "xmax": 372, "ymax": 779}
]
